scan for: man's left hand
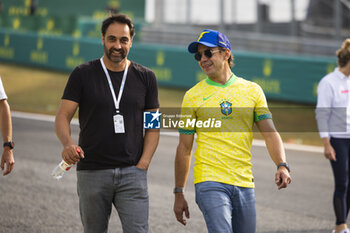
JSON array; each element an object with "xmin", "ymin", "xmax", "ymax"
[
  {"xmin": 1, "ymin": 149, "xmax": 14, "ymax": 176},
  {"xmin": 136, "ymin": 160, "xmax": 149, "ymax": 171},
  {"xmin": 275, "ymin": 167, "xmax": 291, "ymax": 190}
]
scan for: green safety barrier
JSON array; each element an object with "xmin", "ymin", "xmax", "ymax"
[
  {"xmin": 233, "ymin": 52, "xmax": 337, "ymax": 103},
  {"xmin": 77, "ymin": 17, "xmax": 145, "ymax": 40},
  {"xmin": 1, "ymin": 0, "xmax": 145, "ymax": 38},
  {"xmin": 3, "ymin": 0, "xmax": 144, "ymax": 18},
  {"xmin": 0, "ymin": 29, "xmax": 336, "ymax": 104}
]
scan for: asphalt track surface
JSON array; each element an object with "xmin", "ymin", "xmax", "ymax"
[{"xmin": 0, "ymin": 112, "xmax": 337, "ymax": 233}]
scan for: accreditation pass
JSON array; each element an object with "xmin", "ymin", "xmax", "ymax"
[{"xmin": 114, "ymin": 114, "xmax": 125, "ymax": 134}]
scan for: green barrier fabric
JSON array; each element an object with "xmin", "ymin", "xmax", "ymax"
[
  {"xmin": 0, "ymin": 29, "xmax": 336, "ymax": 104},
  {"xmin": 1, "ymin": 0, "xmax": 145, "ymax": 38},
  {"xmin": 3, "ymin": 0, "xmax": 145, "ymax": 18},
  {"xmin": 233, "ymin": 52, "xmax": 337, "ymax": 103},
  {"xmin": 0, "ymin": 30, "xmax": 102, "ymax": 71}
]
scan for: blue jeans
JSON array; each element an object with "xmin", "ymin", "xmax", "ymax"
[
  {"xmin": 195, "ymin": 181, "xmax": 256, "ymax": 233},
  {"xmin": 77, "ymin": 166, "xmax": 148, "ymax": 233}
]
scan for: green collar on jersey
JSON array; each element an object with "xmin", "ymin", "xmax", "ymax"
[{"xmin": 205, "ymin": 73, "xmax": 237, "ymax": 88}]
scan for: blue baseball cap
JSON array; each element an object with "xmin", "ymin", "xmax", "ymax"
[{"xmin": 188, "ymin": 29, "xmax": 231, "ymax": 53}]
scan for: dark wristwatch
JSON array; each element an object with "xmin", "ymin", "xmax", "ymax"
[
  {"xmin": 277, "ymin": 162, "xmax": 290, "ymax": 172},
  {"xmin": 3, "ymin": 141, "xmax": 14, "ymax": 149},
  {"xmin": 173, "ymin": 187, "xmax": 184, "ymax": 194}
]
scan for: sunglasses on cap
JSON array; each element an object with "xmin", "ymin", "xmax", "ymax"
[{"xmin": 194, "ymin": 49, "xmax": 221, "ymax": 61}]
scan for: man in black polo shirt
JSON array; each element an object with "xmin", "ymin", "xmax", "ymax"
[{"xmin": 55, "ymin": 14, "xmax": 159, "ymax": 233}]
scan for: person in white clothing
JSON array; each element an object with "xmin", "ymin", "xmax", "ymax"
[
  {"xmin": 316, "ymin": 38, "xmax": 350, "ymax": 233},
  {"xmin": 0, "ymin": 77, "xmax": 14, "ymax": 176}
]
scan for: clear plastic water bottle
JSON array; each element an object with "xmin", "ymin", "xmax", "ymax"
[
  {"xmin": 52, "ymin": 148, "xmax": 81, "ymax": 179},
  {"xmin": 51, "ymin": 160, "xmax": 72, "ymax": 180}
]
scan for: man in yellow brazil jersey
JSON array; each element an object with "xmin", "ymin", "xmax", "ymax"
[{"xmin": 173, "ymin": 29, "xmax": 292, "ymax": 233}]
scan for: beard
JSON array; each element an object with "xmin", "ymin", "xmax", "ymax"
[{"xmin": 104, "ymin": 46, "xmax": 127, "ymax": 63}]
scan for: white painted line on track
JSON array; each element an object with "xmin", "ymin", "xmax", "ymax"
[
  {"xmin": 12, "ymin": 111, "xmax": 323, "ymax": 153},
  {"xmin": 12, "ymin": 111, "xmax": 79, "ymax": 125},
  {"xmin": 159, "ymin": 130, "xmax": 323, "ymax": 153}
]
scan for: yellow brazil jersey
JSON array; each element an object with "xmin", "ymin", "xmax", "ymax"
[{"xmin": 178, "ymin": 74, "xmax": 271, "ymax": 188}]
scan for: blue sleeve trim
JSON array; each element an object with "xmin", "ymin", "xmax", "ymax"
[
  {"xmin": 254, "ymin": 113, "xmax": 272, "ymax": 122},
  {"xmin": 178, "ymin": 128, "xmax": 196, "ymax": 135}
]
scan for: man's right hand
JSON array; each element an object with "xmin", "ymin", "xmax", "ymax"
[
  {"xmin": 62, "ymin": 145, "xmax": 84, "ymax": 165},
  {"xmin": 173, "ymin": 193, "xmax": 190, "ymax": 226}
]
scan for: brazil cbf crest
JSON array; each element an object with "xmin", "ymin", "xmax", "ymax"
[
  {"xmin": 220, "ymin": 101, "xmax": 232, "ymax": 116},
  {"xmin": 143, "ymin": 110, "xmax": 161, "ymax": 129}
]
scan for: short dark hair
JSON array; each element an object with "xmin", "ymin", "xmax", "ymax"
[
  {"xmin": 219, "ymin": 47, "xmax": 234, "ymax": 68},
  {"xmin": 337, "ymin": 38, "xmax": 350, "ymax": 68},
  {"xmin": 101, "ymin": 14, "xmax": 135, "ymax": 38}
]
